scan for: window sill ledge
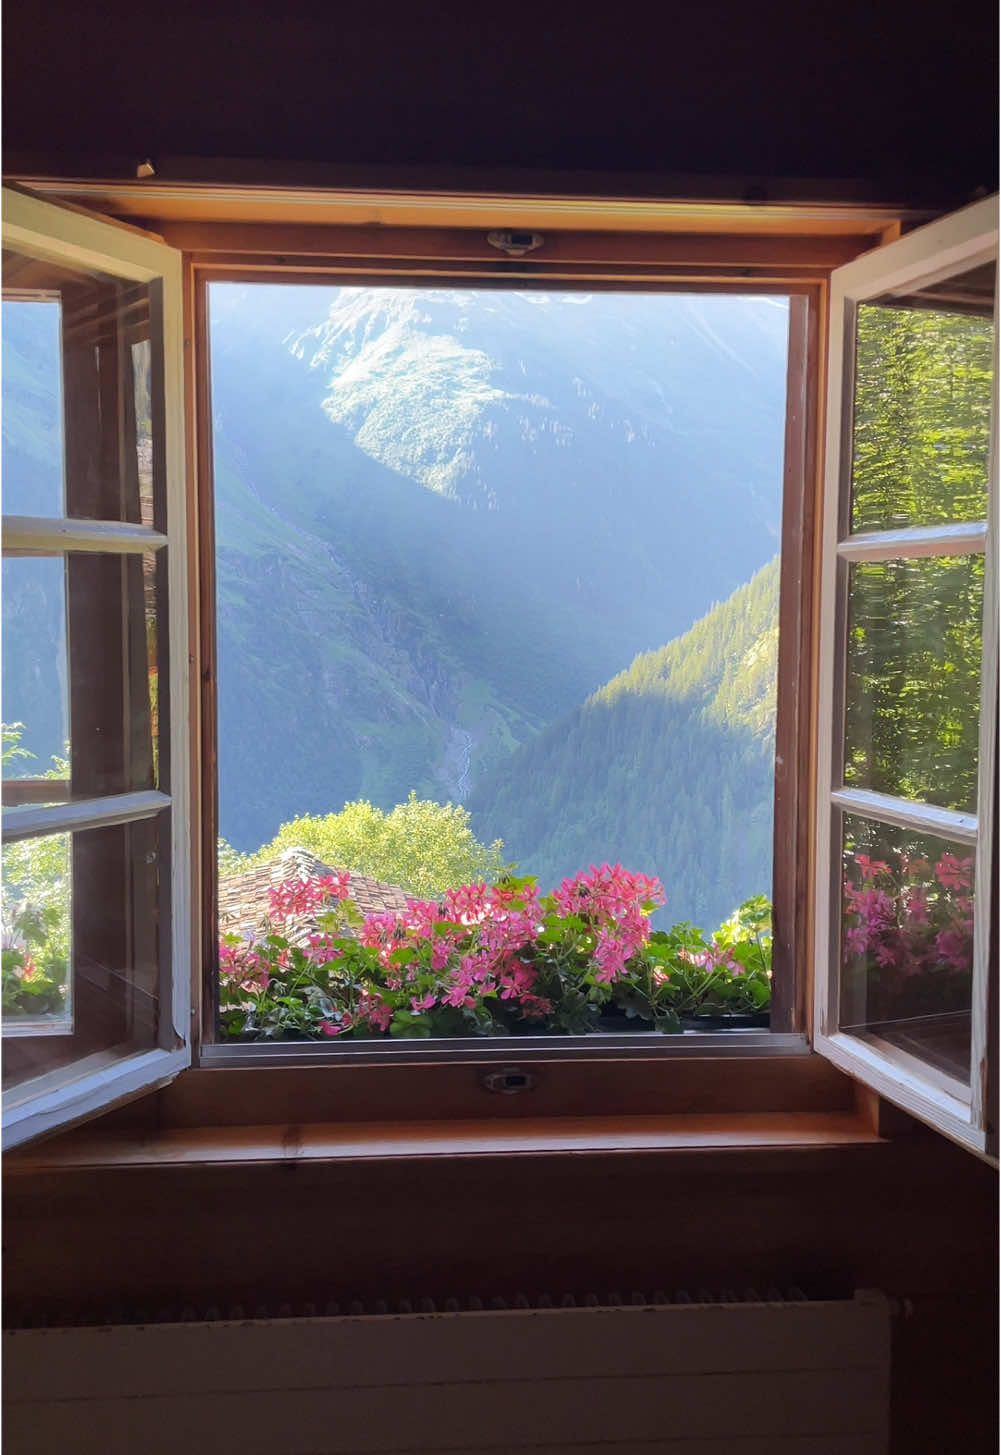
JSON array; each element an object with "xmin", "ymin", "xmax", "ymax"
[{"xmin": 4, "ymin": 1109, "xmax": 886, "ymax": 1172}]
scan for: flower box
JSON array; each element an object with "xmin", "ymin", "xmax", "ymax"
[{"xmin": 218, "ymin": 862, "xmax": 773, "ymax": 1042}]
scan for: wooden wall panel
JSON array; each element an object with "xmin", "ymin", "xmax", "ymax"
[
  {"xmin": 3, "ymin": 1, "xmax": 996, "ymax": 203},
  {"xmin": 3, "ymin": 1136, "xmax": 996, "ymax": 1452}
]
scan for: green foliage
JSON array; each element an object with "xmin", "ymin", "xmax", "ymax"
[
  {"xmin": 1, "ymin": 834, "xmax": 71, "ymax": 1021},
  {"xmin": 844, "ymin": 302, "xmax": 991, "ymax": 813},
  {"xmin": 629, "ymin": 895, "xmax": 772, "ymax": 1025},
  {"xmin": 237, "ymin": 791, "xmax": 505, "ymax": 897},
  {"xmin": 2, "ymin": 721, "xmax": 34, "ymax": 769},
  {"xmin": 218, "ymin": 838, "xmax": 253, "ymax": 877},
  {"xmin": 1, "ymin": 946, "xmax": 67, "ymax": 1019},
  {"xmin": 852, "ymin": 301, "xmax": 991, "ymax": 531}
]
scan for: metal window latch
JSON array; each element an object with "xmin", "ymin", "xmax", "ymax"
[
  {"xmin": 486, "ymin": 231, "xmax": 544, "ymax": 257},
  {"xmin": 481, "ymin": 1065, "xmax": 538, "ymax": 1094}
]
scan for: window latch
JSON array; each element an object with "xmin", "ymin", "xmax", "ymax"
[
  {"xmin": 486, "ymin": 231, "xmax": 544, "ymax": 257},
  {"xmin": 481, "ymin": 1066, "xmax": 538, "ymax": 1094}
]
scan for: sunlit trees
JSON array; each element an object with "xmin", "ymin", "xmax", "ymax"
[{"xmin": 222, "ymin": 790, "xmax": 505, "ymax": 897}]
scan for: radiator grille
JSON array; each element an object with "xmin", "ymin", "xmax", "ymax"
[
  {"xmin": 7, "ymin": 1284, "xmax": 816, "ymax": 1329},
  {"xmin": 4, "ymin": 1292, "xmax": 893, "ymax": 1454}
]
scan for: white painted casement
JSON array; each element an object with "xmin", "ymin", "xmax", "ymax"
[
  {"xmin": 1, "ymin": 187, "xmax": 191, "ymax": 1148},
  {"xmin": 814, "ymin": 195, "xmax": 999, "ymax": 1157}
]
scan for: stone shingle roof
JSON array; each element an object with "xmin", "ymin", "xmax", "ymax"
[{"xmin": 218, "ymin": 847, "xmax": 410, "ymax": 944}]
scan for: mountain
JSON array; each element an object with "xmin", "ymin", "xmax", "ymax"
[
  {"xmin": 468, "ymin": 558, "xmax": 780, "ymax": 927},
  {"xmin": 208, "ymin": 285, "xmax": 788, "ymax": 850},
  {"xmin": 3, "ymin": 285, "xmax": 788, "ymax": 912}
]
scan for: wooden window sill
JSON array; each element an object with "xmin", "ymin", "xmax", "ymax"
[{"xmin": 4, "ymin": 1110, "xmax": 885, "ymax": 1172}]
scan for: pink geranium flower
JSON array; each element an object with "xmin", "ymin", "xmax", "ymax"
[
  {"xmin": 269, "ymin": 871, "xmax": 350, "ymax": 922},
  {"xmin": 935, "ymin": 853, "xmax": 973, "ymax": 892}
]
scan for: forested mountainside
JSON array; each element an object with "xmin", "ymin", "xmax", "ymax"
[{"xmin": 469, "ymin": 558, "xmax": 780, "ymax": 928}]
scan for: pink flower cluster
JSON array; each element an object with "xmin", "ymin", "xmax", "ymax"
[
  {"xmin": 842, "ymin": 847, "xmax": 975, "ymax": 989},
  {"xmin": 348, "ymin": 865, "xmax": 663, "ymax": 1023},
  {"xmin": 356, "ymin": 878, "xmax": 548, "ymax": 1020},
  {"xmin": 218, "ymin": 938, "xmax": 271, "ymax": 992},
  {"xmin": 553, "ymin": 863, "xmax": 664, "ymax": 920},
  {"xmin": 269, "ymin": 871, "xmax": 351, "ymax": 923},
  {"xmin": 555, "ymin": 864, "xmax": 665, "ymax": 984},
  {"xmin": 677, "ymin": 942, "xmax": 744, "ymax": 976},
  {"xmin": 219, "ymin": 864, "xmax": 667, "ymax": 1039}
]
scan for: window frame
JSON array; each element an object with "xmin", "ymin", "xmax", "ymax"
[
  {"xmin": 812, "ymin": 195, "xmax": 999, "ymax": 1158},
  {"xmin": 185, "ymin": 239, "xmax": 827, "ymax": 1064},
  {"xmin": 1, "ymin": 186, "xmax": 192, "ymax": 1148},
  {"xmin": 14, "ymin": 178, "xmax": 994, "ymax": 1156}
]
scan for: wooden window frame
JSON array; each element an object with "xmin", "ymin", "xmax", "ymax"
[
  {"xmin": 175, "ymin": 226, "xmax": 837, "ymax": 1068},
  {"xmin": 1, "ymin": 186, "xmax": 192, "ymax": 1149},
  {"xmin": 813, "ymin": 197, "xmax": 999, "ymax": 1158},
  {"xmin": 15, "ymin": 179, "xmax": 976, "ymax": 1153}
]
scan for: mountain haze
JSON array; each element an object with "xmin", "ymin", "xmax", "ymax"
[
  {"xmin": 208, "ymin": 285, "xmax": 788, "ymax": 853},
  {"xmin": 3, "ymin": 284, "xmax": 788, "ymax": 925}
]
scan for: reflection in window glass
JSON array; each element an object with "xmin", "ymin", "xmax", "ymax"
[
  {"xmin": 66, "ymin": 550, "xmax": 164, "ymax": 797},
  {"xmin": 840, "ymin": 813, "xmax": 974, "ymax": 1085},
  {"xmin": 1, "ymin": 818, "xmax": 162, "ymax": 1089},
  {"xmin": 851, "ymin": 267, "xmax": 994, "ymax": 533},
  {"xmin": 1, "ymin": 832, "xmax": 72, "ymax": 1035},
  {"xmin": 131, "ymin": 336, "xmax": 156, "ymax": 529},
  {"xmin": 843, "ymin": 554, "xmax": 984, "ymax": 812}
]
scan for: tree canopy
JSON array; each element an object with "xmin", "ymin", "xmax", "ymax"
[{"xmin": 221, "ymin": 791, "xmax": 506, "ymax": 898}]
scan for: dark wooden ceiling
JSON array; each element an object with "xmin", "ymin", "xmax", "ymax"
[{"xmin": 3, "ymin": 0, "xmax": 998, "ymax": 207}]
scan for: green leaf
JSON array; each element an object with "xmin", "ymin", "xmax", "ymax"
[{"xmin": 652, "ymin": 1010, "xmax": 683, "ymax": 1034}]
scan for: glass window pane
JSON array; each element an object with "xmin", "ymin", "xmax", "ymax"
[
  {"xmin": 850, "ymin": 262, "xmax": 995, "ymax": 533},
  {"xmin": 1, "ymin": 832, "xmax": 72, "ymax": 1035},
  {"xmin": 2, "ymin": 817, "xmax": 163, "ymax": 1090},
  {"xmin": 843, "ymin": 554, "xmax": 984, "ymax": 812},
  {"xmin": 1, "ymin": 297, "xmax": 65, "ymax": 516},
  {"xmin": 1, "ymin": 557, "xmax": 69, "ymax": 792},
  {"xmin": 2, "ymin": 550, "xmax": 165, "ymax": 803},
  {"xmin": 839, "ymin": 813, "xmax": 974, "ymax": 1086},
  {"xmin": 2, "ymin": 248, "xmax": 159, "ymax": 525}
]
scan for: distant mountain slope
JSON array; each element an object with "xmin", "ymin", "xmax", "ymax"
[
  {"xmin": 3, "ymin": 286, "xmax": 789, "ymax": 870},
  {"xmin": 469, "ymin": 558, "xmax": 780, "ymax": 927},
  {"xmin": 208, "ymin": 286, "xmax": 788, "ymax": 850}
]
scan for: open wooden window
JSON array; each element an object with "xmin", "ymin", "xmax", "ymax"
[
  {"xmin": 1, "ymin": 187, "xmax": 190, "ymax": 1148},
  {"xmin": 2, "ymin": 176, "xmax": 996, "ymax": 1159},
  {"xmin": 814, "ymin": 196, "xmax": 998, "ymax": 1156},
  {"xmin": 190, "ymin": 262, "xmax": 819, "ymax": 1058}
]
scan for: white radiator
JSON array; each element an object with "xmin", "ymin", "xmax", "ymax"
[{"xmin": 3, "ymin": 1290, "xmax": 892, "ymax": 1454}]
